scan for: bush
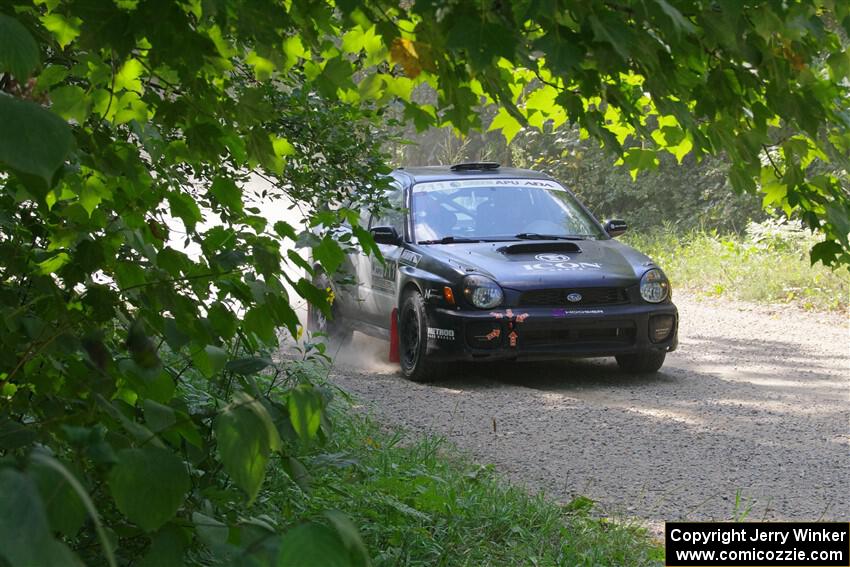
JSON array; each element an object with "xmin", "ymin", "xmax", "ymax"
[{"xmin": 626, "ymin": 220, "xmax": 850, "ymax": 311}]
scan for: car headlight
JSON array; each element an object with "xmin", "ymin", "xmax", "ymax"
[
  {"xmin": 462, "ymin": 275, "xmax": 504, "ymax": 309},
  {"xmin": 640, "ymin": 268, "xmax": 670, "ymax": 303}
]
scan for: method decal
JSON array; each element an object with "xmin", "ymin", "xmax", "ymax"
[
  {"xmin": 427, "ymin": 327, "xmax": 455, "ymax": 340},
  {"xmin": 400, "ymin": 250, "xmax": 422, "ymax": 267}
]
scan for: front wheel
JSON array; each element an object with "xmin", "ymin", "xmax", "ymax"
[
  {"xmin": 616, "ymin": 350, "xmax": 666, "ymax": 374},
  {"xmin": 398, "ymin": 291, "xmax": 440, "ymax": 382}
]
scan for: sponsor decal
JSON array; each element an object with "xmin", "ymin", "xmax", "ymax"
[
  {"xmin": 427, "ymin": 327, "xmax": 455, "ymax": 340},
  {"xmin": 399, "ymin": 249, "xmax": 422, "ymax": 267},
  {"xmin": 551, "ymin": 308, "xmax": 604, "ymax": 317},
  {"xmin": 474, "ymin": 328, "xmax": 502, "ymax": 342},
  {"xmin": 522, "ymin": 261, "xmax": 602, "ymax": 271},
  {"xmin": 489, "ymin": 309, "xmax": 529, "ymax": 348},
  {"xmin": 414, "ymin": 179, "xmax": 566, "ymax": 192},
  {"xmin": 535, "ymin": 253, "xmax": 572, "ymax": 262}
]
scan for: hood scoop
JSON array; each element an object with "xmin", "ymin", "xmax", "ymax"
[{"xmin": 499, "ymin": 242, "xmax": 581, "ymax": 256}]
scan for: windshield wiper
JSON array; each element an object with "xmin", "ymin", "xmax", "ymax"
[
  {"xmin": 418, "ymin": 235, "xmax": 482, "ymax": 244},
  {"xmin": 513, "ymin": 232, "xmax": 587, "ymax": 241}
]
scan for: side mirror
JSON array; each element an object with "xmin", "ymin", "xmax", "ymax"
[
  {"xmin": 370, "ymin": 226, "xmax": 401, "ymax": 245},
  {"xmin": 604, "ymin": 219, "xmax": 628, "ymax": 238}
]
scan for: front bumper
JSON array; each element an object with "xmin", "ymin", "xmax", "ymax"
[{"xmin": 423, "ymin": 302, "xmax": 678, "ymax": 362}]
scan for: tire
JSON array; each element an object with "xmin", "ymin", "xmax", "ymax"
[
  {"xmin": 615, "ymin": 350, "xmax": 666, "ymax": 374},
  {"xmin": 398, "ymin": 290, "xmax": 440, "ymax": 382},
  {"xmin": 307, "ymin": 272, "xmax": 352, "ymax": 347}
]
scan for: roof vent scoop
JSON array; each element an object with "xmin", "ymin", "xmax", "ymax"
[{"xmin": 449, "ymin": 162, "xmax": 500, "ymax": 171}]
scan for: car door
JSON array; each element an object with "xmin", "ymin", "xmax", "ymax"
[
  {"xmin": 360, "ymin": 186, "xmax": 405, "ymax": 328},
  {"xmin": 330, "ymin": 207, "xmax": 371, "ymax": 322}
]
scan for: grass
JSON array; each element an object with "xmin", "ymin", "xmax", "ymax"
[
  {"xmin": 625, "ymin": 220, "xmax": 850, "ymax": 312},
  {"xmin": 265, "ymin": 403, "xmax": 663, "ymax": 566}
]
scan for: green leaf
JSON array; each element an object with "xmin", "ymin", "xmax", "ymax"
[
  {"xmin": 215, "ymin": 392, "xmax": 281, "ymax": 502},
  {"xmin": 192, "ymin": 512, "xmax": 229, "ymax": 550},
  {"xmin": 40, "ymin": 13, "xmax": 82, "ymax": 49},
  {"xmin": 50, "ymin": 85, "xmax": 90, "ymax": 123},
  {"xmin": 31, "ymin": 459, "xmax": 87, "ymax": 536},
  {"xmin": 243, "ymin": 307, "xmax": 277, "ymax": 343},
  {"xmin": 0, "ymin": 468, "xmax": 80, "ymax": 567},
  {"xmin": 589, "ymin": 14, "xmax": 632, "ymax": 61},
  {"xmin": 30, "ymin": 452, "xmax": 117, "ymax": 567},
  {"xmin": 533, "ymin": 30, "xmax": 583, "ymax": 75},
  {"xmin": 827, "ymin": 50, "xmax": 850, "ymax": 81},
  {"xmin": 225, "ymin": 356, "xmax": 273, "ymax": 375},
  {"xmin": 288, "ymin": 384, "xmax": 323, "ymax": 444},
  {"xmin": 313, "ymin": 235, "xmax": 346, "ymax": 274},
  {"xmin": 108, "ymin": 447, "xmax": 190, "ymax": 532},
  {"xmin": 191, "ymin": 344, "xmax": 227, "ymax": 378},
  {"xmin": 0, "ymin": 14, "xmax": 39, "ymax": 79},
  {"xmin": 488, "ymin": 107, "xmax": 523, "ymax": 144},
  {"xmin": 295, "ymin": 278, "xmax": 331, "ymax": 318},
  {"xmin": 167, "ymin": 192, "xmax": 203, "ymax": 232},
  {"xmin": 0, "ymin": 94, "xmax": 73, "ymax": 184},
  {"xmin": 209, "ymin": 177, "xmax": 243, "ymax": 213},
  {"xmin": 653, "ymin": 0, "xmax": 696, "ymax": 34},
  {"xmin": 278, "ymin": 523, "xmax": 352, "ymax": 567},
  {"xmin": 809, "ymin": 240, "xmax": 843, "ymax": 267},
  {"xmin": 0, "ymin": 418, "xmax": 37, "ymax": 450},
  {"xmin": 137, "ymin": 525, "xmax": 187, "ymax": 567},
  {"xmin": 143, "ymin": 399, "xmax": 177, "ymax": 432},
  {"xmin": 274, "ymin": 220, "xmax": 297, "ymax": 241},
  {"xmin": 37, "ymin": 251, "xmax": 70, "ymax": 274},
  {"xmin": 323, "ymin": 510, "xmax": 371, "ymax": 567}
]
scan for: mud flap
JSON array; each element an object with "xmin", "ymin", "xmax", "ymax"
[{"xmin": 388, "ymin": 308, "xmax": 400, "ymax": 363}]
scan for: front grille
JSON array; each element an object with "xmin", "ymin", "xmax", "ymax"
[
  {"xmin": 520, "ymin": 323, "xmax": 636, "ymax": 348},
  {"xmin": 518, "ymin": 287, "xmax": 629, "ymax": 307}
]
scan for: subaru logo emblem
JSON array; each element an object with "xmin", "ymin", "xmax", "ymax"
[
  {"xmin": 566, "ymin": 293, "xmax": 582, "ymax": 303},
  {"xmin": 535, "ymin": 253, "xmax": 571, "ymax": 262}
]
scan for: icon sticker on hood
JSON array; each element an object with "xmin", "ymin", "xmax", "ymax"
[
  {"xmin": 526, "ymin": 253, "xmax": 601, "ymax": 271},
  {"xmin": 535, "ymin": 253, "xmax": 572, "ymax": 262},
  {"xmin": 523, "ymin": 261, "xmax": 602, "ymax": 271}
]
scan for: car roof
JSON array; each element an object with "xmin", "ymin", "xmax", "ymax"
[{"xmin": 391, "ymin": 165, "xmax": 555, "ymax": 185}]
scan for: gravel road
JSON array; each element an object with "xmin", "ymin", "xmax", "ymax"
[{"xmin": 328, "ymin": 295, "xmax": 850, "ymax": 527}]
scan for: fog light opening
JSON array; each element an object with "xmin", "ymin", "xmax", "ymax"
[{"xmin": 649, "ymin": 315, "xmax": 674, "ymax": 343}]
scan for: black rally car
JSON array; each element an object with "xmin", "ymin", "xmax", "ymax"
[{"xmin": 308, "ymin": 163, "xmax": 678, "ymax": 381}]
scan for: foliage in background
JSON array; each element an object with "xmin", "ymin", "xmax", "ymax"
[
  {"xmin": 625, "ymin": 219, "xmax": 850, "ymax": 311},
  {"xmin": 392, "ymin": 119, "xmax": 768, "ymax": 234},
  {"xmin": 2, "ymin": 0, "xmax": 850, "ymax": 565}
]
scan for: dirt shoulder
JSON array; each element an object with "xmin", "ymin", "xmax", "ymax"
[{"xmin": 327, "ymin": 294, "xmax": 850, "ymax": 527}]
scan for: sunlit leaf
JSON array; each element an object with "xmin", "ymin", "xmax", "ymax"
[{"xmin": 215, "ymin": 392, "xmax": 281, "ymax": 502}]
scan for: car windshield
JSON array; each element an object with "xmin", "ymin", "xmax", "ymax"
[{"xmin": 411, "ymin": 178, "xmax": 605, "ymax": 243}]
